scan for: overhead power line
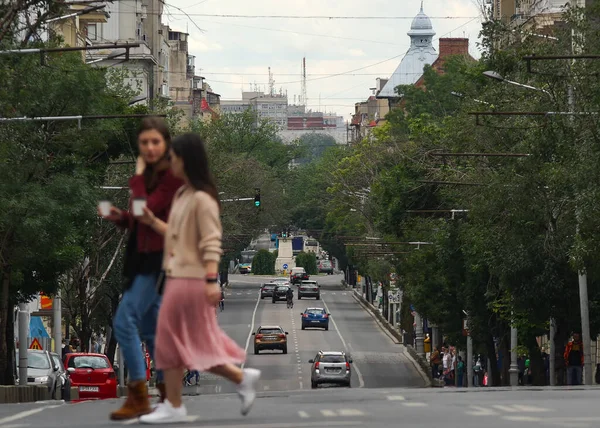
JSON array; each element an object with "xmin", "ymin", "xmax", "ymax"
[{"xmin": 107, "ymin": 11, "xmax": 479, "ymax": 19}]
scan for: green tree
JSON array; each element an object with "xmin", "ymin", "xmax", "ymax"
[
  {"xmin": 251, "ymin": 250, "xmax": 275, "ymax": 275},
  {"xmin": 295, "ymin": 252, "xmax": 318, "ymax": 275}
]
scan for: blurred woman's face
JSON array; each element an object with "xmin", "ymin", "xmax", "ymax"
[
  {"xmin": 170, "ymin": 149, "xmax": 185, "ymax": 180},
  {"xmin": 138, "ymin": 129, "xmax": 167, "ymax": 164}
]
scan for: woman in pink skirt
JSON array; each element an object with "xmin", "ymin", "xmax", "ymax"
[{"xmin": 137, "ymin": 133, "xmax": 261, "ymax": 424}]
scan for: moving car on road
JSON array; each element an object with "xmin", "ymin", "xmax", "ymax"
[
  {"xmin": 298, "ymin": 280, "xmax": 320, "ymax": 300},
  {"xmin": 272, "ymin": 285, "xmax": 291, "ymax": 303},
  {"xmin": 301, "ymin": 307, "xmax": 330, "ymax": 330},
  {"xmin": 260, "ymin": 283, "xmax": 276, "ymax": 299},
  {"xmin": 290, "ymin": 267, "xmax": 309, "ymax": 285},
  {"xmin": 318, "ymin": 259, "xmax": 334, "ymax": 275},
  {"xmin": 253, "ymin": 325, "xmax": 289, "ymax": 354},
  {"xmin": 309, "ymin": 351, "xmax": 352, "ymax": 388},
  {"xmin": 64, "ymin": 353, "xmax": 118, "ymax": 400}
]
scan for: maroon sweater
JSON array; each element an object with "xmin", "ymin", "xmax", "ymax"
[{"xmin": 116, "ymin": 169, "xmax": 183, "ymax": 253}]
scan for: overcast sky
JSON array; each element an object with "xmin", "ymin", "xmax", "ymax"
[{"xmin": 162, "ymin": 0, "xmax": 484, "ymax": 119}]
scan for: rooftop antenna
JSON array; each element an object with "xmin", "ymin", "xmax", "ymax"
[
  {"xmin": 268, "ymin": 67, "xmax": 275, "ymax": 96},
  {"xmin": 301, "ymin": 57, "xmax": 307, "ymax": 107}
]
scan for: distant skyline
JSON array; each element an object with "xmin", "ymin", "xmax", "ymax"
[{"xmin": 162, "ymin": 0, "xmax": 484, "ymax": 119}]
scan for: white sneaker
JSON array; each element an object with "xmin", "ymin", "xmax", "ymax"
[
  {"xmin": 237, "ymin": 368, "xmax": 261, "ymax": 416},
  {"xmin": 139, "ymin": 399, "xmax": 187, "ymax": 424}
]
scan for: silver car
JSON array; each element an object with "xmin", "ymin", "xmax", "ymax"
[
  {"xmin": 16, "ymin": 349, "xmax": 64, "ymax": 398},
  {"xmin": 309, "ymin": 351, "xmax": 352, "ymax": 388}
]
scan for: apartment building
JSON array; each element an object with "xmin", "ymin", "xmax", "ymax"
[{"xmin": 493, "ymin": 0, "xmax": 589, "ymax": 28}]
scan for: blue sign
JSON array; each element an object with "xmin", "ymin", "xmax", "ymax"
[{"xmin": 283, "ymin": 264, "xmax": 288, "ymax": 269}]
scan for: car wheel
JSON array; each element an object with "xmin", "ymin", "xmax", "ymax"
[
  {"xmin": 298, "ymin": 295, "xmax": 302, "ymax": 300},
  {"xmin": 324, "ymin": 325, "xmax": 329, "ymax": 331},
  {"xmin": 283, "ymin": 346, "xmax": 287, "ymax": 354},
  {"xmin": 261, "ymin": 296, "xmax": 264, "ymax": 299},
  {"xmin": 316, "ymin": 295, "xmax": 320, "ymax": 300},
  {"xmin": 346, "ymin": 381, "xmax": 351, "ymax": 388},
  {"xmin": 311, "ymin": 381, "xmax": 317, "ymax": 389},
  {"xmin": 301, "ymin": 325, "xmax": 306, "ymax": 330},
  {"xmin": 254, "ymin": 346, "xmax": 259, "ymax": 355}
]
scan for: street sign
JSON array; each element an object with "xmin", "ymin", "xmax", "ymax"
[
  {"xmin": 29, "ymin": 338, "xmax": 42, "ymax": 350},
  {"xmin": 462, "ymin": 318, "xmax": 469, "ymax": 336},
  {"xmin": 283, "ymin": 264, "xmax": 288, "ymax": 269},
  {"xmin": 388, "ymin": 289, "xmax": 402, "ymax": 304}
]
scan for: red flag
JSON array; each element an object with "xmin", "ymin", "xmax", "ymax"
[{"xmin": 201, "ymin": 98, "xmax": 210, "ymax": 111}]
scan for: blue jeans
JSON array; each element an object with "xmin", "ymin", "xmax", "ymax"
[
  {"xmin": 113, "ymin": 273, "xmax": 163, "ymax": 383},
  {"xmin": 567, "ymin": 365, "xmax": 582, "ymax": 385}
]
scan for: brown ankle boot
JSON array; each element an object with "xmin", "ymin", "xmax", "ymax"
[
  {"xmin": 156, "ymin": 382, "xmax": 167, "ymax": 403},
  {"xmin": 109, "ymin": 381, "xmax": 152, "ymax": 420}
]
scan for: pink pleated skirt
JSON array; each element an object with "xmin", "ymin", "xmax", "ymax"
[{"xmin": 155, "ymin": 277, "xmax": 246, "ymax": 371}]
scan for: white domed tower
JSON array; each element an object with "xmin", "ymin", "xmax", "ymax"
[{"xmin": 379, "ymin": 2, "xmax": 438, "ymax": 98}]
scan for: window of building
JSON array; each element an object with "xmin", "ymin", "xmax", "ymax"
[{"xmin": 86, "ymin": 23, "xmax": 97, "ymax": 40}]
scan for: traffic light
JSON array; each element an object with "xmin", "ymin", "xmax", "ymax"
[{"xmin": 254, "ymin": 188, "xmax": 261, "ymax": 207}]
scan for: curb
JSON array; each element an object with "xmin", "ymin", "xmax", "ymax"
[{"xmin": 352, "ymin": 290, "xmax": 432, "ymax": 387}]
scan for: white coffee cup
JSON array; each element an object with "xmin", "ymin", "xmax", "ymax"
[
  {"xmin": 132, "ymin": 197, "xmax": 147, "ymax": 217},
  {"xmin": 98, "ymin": 200, "xmax": 112, "ymax": 217}
]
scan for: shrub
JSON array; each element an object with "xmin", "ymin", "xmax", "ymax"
[
  {"xmin": 252, "ymin": 249, "xmax": 275, "ymax": 275},
  {"xmin": 295, "ymin": 251, "xmax": 318, "ymax": 275}
]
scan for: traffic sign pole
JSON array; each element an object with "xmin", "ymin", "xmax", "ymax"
[{"xmin": 18, "ymin": 303, "xmax": 28, "ymax": 385}]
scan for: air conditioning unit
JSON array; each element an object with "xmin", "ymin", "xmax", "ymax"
[{"xmin": 161, "ymin": 84, "xmax": 168, "ymax": 97}]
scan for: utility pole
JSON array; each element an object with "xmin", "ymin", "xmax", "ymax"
[
  {"xmin": 414, "ymin": 312, "xmax": 424, "ymax": 358},
  {"xmin": 467, "ymin": 334, "xmax": 473, "ymax": 387},
  {"xmin": 53, "ymin": 291, "xmax": 62, "ymax": 353},
  {"xmin": 509, "ymin": 312, "xmax": 519, "ymax": 386},
  {"xmin": 18, "ymin": 303, "xmax": 28, "ymax": 385},
  {"xmin": 549, "ymin": 318, "xmax": 556, "ymax": 385}
]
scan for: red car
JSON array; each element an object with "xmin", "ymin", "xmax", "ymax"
[{"xmin": 64, "ymin": 353, "xmax": 118, "ymax": 400}]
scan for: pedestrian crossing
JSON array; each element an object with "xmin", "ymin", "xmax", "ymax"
[
  {"xmin": 226, "ymin": 291, "xmax": 348, "ymax": 296},
  {"xmin": 297, "ymin": 409, "xmax": 366, "ymax": 418},
  {"xmin": 465, "ymin": 404, "xmax": 551, "ymax": 416}
]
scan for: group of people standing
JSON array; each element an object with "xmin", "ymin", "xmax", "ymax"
[
  {"xmin": 100, "ymin": 117, "xmax": 260, "ymax": 424},
  {"xmin": 430, "ymin": 345, "xmax": 465, "ymax": 387}
]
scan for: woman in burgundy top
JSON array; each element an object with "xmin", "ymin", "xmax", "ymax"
[{"xmin": 99, "ymin": 117, "xmax": 183, "ymax": 420}]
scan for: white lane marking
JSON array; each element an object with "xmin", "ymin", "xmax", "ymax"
[
  {"xmin": 2, "ymin": 424, "xmax": 31, "ymax": 428},
  {"xmin": 298, "ymin": 411, "xmax": 310, "ymax": 418},
  {"xmin": 511, "ymin": 405, "xmax": 549, "ymax": 412},
  {"xmin": 0, "ymin": 407, "xmax": 48, "ymax": 425},
  {"xmin": 322, "ymin": 299, "xmax": 365, "ymax": 388},
  {"xmin": 503, "ymin": 416, "xmax": 543, "ymax": 422},
  {"xmin": 338, "ymin": 409, "xmax": 365, "ymax": 416},
  {"xmin": 492, "ymin": 405, "xmax": 520, "ymax": 413},
  {"xmin": 321, "ymin": 410, "xmax": 337, "ymax": 417},
  {"xmin": 342, "ymin": 293, "xmax": 347, "ymax": 296},
  {"xmin": 299, "ymin": 380, "xmax": 304, "ymax": 389},
  {"xmin": 242, "ymin": 291, "xmax": 262, "ymax": 369},
  {"xmin": 465, "ymin": 406, "xmax": 499, "ymax": 416},
  {"xmin": 193, "ymin": 422, "xmax": 361, "ymax": 428},
  {"xmin": 387, "ymin": 395, "xmax": 405, "ymax": 401},
  {"xmin": 402, "ymin": 402, "xmax": 427, "ymax": 407}
]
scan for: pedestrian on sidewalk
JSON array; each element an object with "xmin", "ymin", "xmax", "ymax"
[
  {"xmin": 564, "ymin": 332, "xmax": 584, "ymax": 385},
  {"xmin": 137, "ymin": 133, "xmax": 261, "ymax": 424},
  {"xmin": 100, "ymin": 117, "xmax": 183, "ymax": 420}
]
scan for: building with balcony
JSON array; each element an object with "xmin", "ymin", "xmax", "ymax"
[{"xmin": 50, "ymin": 4, "xmax": 109, "ymax": 49}]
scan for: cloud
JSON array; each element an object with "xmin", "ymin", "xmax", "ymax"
[
  {"xmin": 348, "ymin": 49, "xmax": 366, "ymax": 57},
  {"xmin": 161, "ymin": 0, "xmax": 484, "ymax": 118}
]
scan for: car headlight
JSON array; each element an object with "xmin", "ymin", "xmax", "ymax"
[{"xmin": 35, "ymin": 376, "xmax": 48, "ymax": 382}]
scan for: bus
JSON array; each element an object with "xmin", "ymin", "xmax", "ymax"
[{"xmin": 239, "ymin": 250, "xmax": 257, "ymax": 274}]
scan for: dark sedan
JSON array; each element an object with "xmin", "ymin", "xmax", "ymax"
[
  {"xmin": 260, "ymin": 283, "xmax": 276, "ymax": 299},
  {"xmin": 272, "ymin": 285, "xmax": 291, "ymax": 303}
]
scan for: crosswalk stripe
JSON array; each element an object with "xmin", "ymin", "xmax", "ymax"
[
  {"xmin": 511, "ymin": 405, "xmax": 549, "ymax": 412},
  {"xmin": 492, "ymin": 405, "xmax": 520, "ymax": 413},
  {"xmin": 321, "ymin": 410, "xmax": 337, "ymax": 417},
  {"xmin": 402, "ymin": 402, "xmax": 427, "ymax": 407},
  {"xmin": 298, "ymin": 411, "xmax": 310, "ymax": 418},
  {"xmin": 387, "ymin": 395, "xmax": 405, "ymax": 401},
  {"xmin": 338, "ymin": 409, "xmax": 365, "ymax": 416}
]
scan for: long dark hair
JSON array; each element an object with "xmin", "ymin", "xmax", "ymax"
[
  {"xmin": 138, "ymin": 116, "xmax": 172, "ymax": 192},
  {"xmin": 172, "ymin": 133, "xmax": 220, "ymax": 208}
]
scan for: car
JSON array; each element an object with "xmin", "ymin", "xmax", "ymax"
[
  {"xmin": 272, "ymin": 285, "xmax": 290, "ymax": 303},
  {"xmin": 252, "ymin": 326, "xmax": 288, "ymax": 354},
  {"xmin": 260, "ymin": 283, "xmax": 276, "ymax": 299},
  {"xmin": 290, "ymin": 267, "xmax": 309, "ymax": 285},
  {"xmin": 50, "ymin": 352, "xmax": 71, "ymax": 400},
  {"xmin": 64, "ymin": 353, "xmax": 118, "ymax": 400},
  {"xmin": 298, "ymin": 281, "xmax": 320, "ymax": 300},
  {"xmin": 239, "ymin": 263, "xmax": 252, "ymax": 274},
  {"xmin": 318, "ymin": 260, "xmax": 334, "ymax": 275},
  {"xmin": 16, "ymin": 349, "xmax": 64, "ymax": 398},
  {"xmin": 301, "ymin": 307, "xmax": 329, "ymax": 330},
  {"xmin": 309, "ymin": 351, "xmax": 352, "ymax": 388}
]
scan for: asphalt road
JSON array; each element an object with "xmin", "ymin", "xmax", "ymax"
[{"xmin": 0, "ymin": 273, "xmax": 433, "ymax": 427}]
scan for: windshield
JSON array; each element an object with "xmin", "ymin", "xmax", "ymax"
[
  {"xmin": 258, "ymin": 328, "xmax": 283, "ymax": 335},
  {"xmin": 263, "ymin": 284, "xmax": 276, "ymax": 289},
  {"xmin": 321, "ymin": 261, "xmax": 332, "ymax": 267},
  {"xmin": 51, "ymin": 355, "xmax": 62, "ymax": 371},
  {"xmin": 302, "ymin": 282, "xmax": 317, "ymax": 286},
  {"xmin": 240, "ymin": 251, "xmax": 256, "ymax": 263},
  {"xmin": 68, "ymin": 356, "xmax": 110, "ymax": 369},
  {"xmin": 307, "ymin": 309, "xmax": 325, "ymax": 315},
  {"xmin": 277, "ymin": 286, "xmax": 289, "ymax": 292},
  {"xmin": 320, "ymin": 355, "xmax": 345, "ymax": 363},
  {"xmin": 22, "ymin": 351, "xmax": 50, "ymax": 369}
]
